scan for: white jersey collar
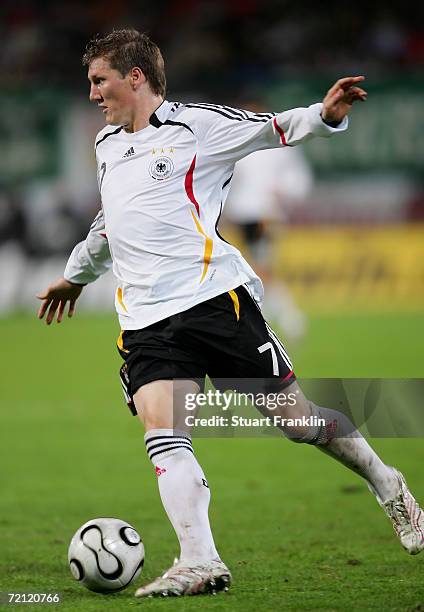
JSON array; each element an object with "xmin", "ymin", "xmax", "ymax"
[{"xmin": 149, "ymin": 100, "xmax": 178, "ymax": 127}]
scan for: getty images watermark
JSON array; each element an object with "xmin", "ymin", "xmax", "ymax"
[
  {"xmin": 183, "ymin": 388, "xmax": 325, "ymax": 429},
  {"xmin": 172, "ymin": 378, "xmax": 424, "ymax": 438}
]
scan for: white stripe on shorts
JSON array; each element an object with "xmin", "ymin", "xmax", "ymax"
[{"xmin": 265, "ymin": 322, "xmax": 293, "ymax": 370}]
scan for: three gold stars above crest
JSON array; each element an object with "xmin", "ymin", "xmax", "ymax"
[{"xmin": 151, "ymin": 147, "xmax": 175, "ymax": 155}]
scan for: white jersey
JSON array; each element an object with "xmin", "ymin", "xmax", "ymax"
[{"xmin": 64, "ymin": 100, "xmax": 347, "ymax": 330}]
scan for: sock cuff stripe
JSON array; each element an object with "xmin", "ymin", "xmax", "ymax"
[
  {"xmin": 149, "ymin": 444, "xmax": 194, "ymax": 461},
  {"xmin": 145, "ymin": 434, "xmax": 191, "ymax": 445},
  {"xmin": 146, "ymin": 437, "xmax": 192, "ymax": 449},
  {"xmin": 147, "ymin": 439, "xmax": 193, "ymax": 454}
]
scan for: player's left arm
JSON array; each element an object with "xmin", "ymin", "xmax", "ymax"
[
  {"xmin": 198, "ymin": 75, "xmax": 367, "ymax": 163},
  {"xmin": 273, "ymin": 75, "xmax": 367, "ymax": 148},
  {"xmin": 321, "ymin": 76, "xmax": 367, "ymax": 124}
]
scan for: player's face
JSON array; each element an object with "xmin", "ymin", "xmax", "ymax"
[{"xmin": 88, "ymin": 57, "xmax": 134, "ymax": 126}]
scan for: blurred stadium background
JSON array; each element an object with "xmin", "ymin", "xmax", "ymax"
[
  {"xmin": 1, "ymin": 4, "xmax": 424, "ymax": 609},
  {"xmin": 0, "ymin": 0, "xmax": 423, "ymax": 317}
]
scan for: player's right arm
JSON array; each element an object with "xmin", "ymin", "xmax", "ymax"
[
  {"xmin": 37, "ymin": 208, "xmax": 112, "ymax": 324},
  {"xmin": 37, "ymin": 277, "xmax": 84, "ymax": 325}
]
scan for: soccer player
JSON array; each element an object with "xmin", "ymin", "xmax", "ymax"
[
  {"xmin": 224, "ymin": 116, "xmax": 312, "ymax": 341},
  {"xmin": 37, "ymin": 29, "xmax": 424, "ymax": 598}
]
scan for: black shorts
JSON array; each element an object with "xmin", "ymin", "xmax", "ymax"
[{"xmin": 118, "ymin": 285, "xmax": 295, "ymax": 414}]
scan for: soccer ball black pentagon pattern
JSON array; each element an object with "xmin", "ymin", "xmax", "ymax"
[{"xmin": 68, "ymin": 518, "xmax": 144, "ymax": 593}]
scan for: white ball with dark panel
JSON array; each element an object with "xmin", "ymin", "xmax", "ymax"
[{"xmin": 68, "ymin": 518, "xmax": 144, "ymax": 593}]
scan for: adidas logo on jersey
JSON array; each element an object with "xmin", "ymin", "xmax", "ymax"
[{"xmin": 123, "ymin": 146, "xmax": 135, "ymax": 158}]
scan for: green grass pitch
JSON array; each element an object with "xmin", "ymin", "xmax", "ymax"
[{"xmin": 1, "ymin": 312, "xmax": 424, "ymax": 611}]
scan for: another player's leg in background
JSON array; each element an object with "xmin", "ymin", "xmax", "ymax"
[
  {"xmin": 133, "ymin": 379, "xmax": 231, "ymax": 597},
  {"xmin": 261, "ymin": 380, "xmax": 424, "ymax": 555},
  {"xmin": 243, "ymin": 222, "xmax": 306, "ymax": 344}
]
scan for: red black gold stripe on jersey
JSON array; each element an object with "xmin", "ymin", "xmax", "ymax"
[
  {"xmin": 116, "ymin": 287, "xmax": 128, "ymax": 312},
  {"xmin": 184, "ymin": 155, "xmax": 213, "ymax": 283}
]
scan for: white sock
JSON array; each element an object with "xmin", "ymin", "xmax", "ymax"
[
  {"xmin": 311, "ymin": 404, "xmax": 399, "ymax": 502},
  {"xmin": 145, "ymin": 429, "xmax": 219, "ymax": 564}
]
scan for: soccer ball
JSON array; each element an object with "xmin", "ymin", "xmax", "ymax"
[{"xmin": 68, "ymin": 518, "xmax": 144, "ymax": 593}]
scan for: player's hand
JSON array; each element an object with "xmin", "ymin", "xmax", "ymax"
[
  {"xmin": 37, "ymin": 277, "xmax": 84, "ymax": 325},
  {"xmin": 321, "ymin": 76, "xmax": 367, "ymax": 124}
]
